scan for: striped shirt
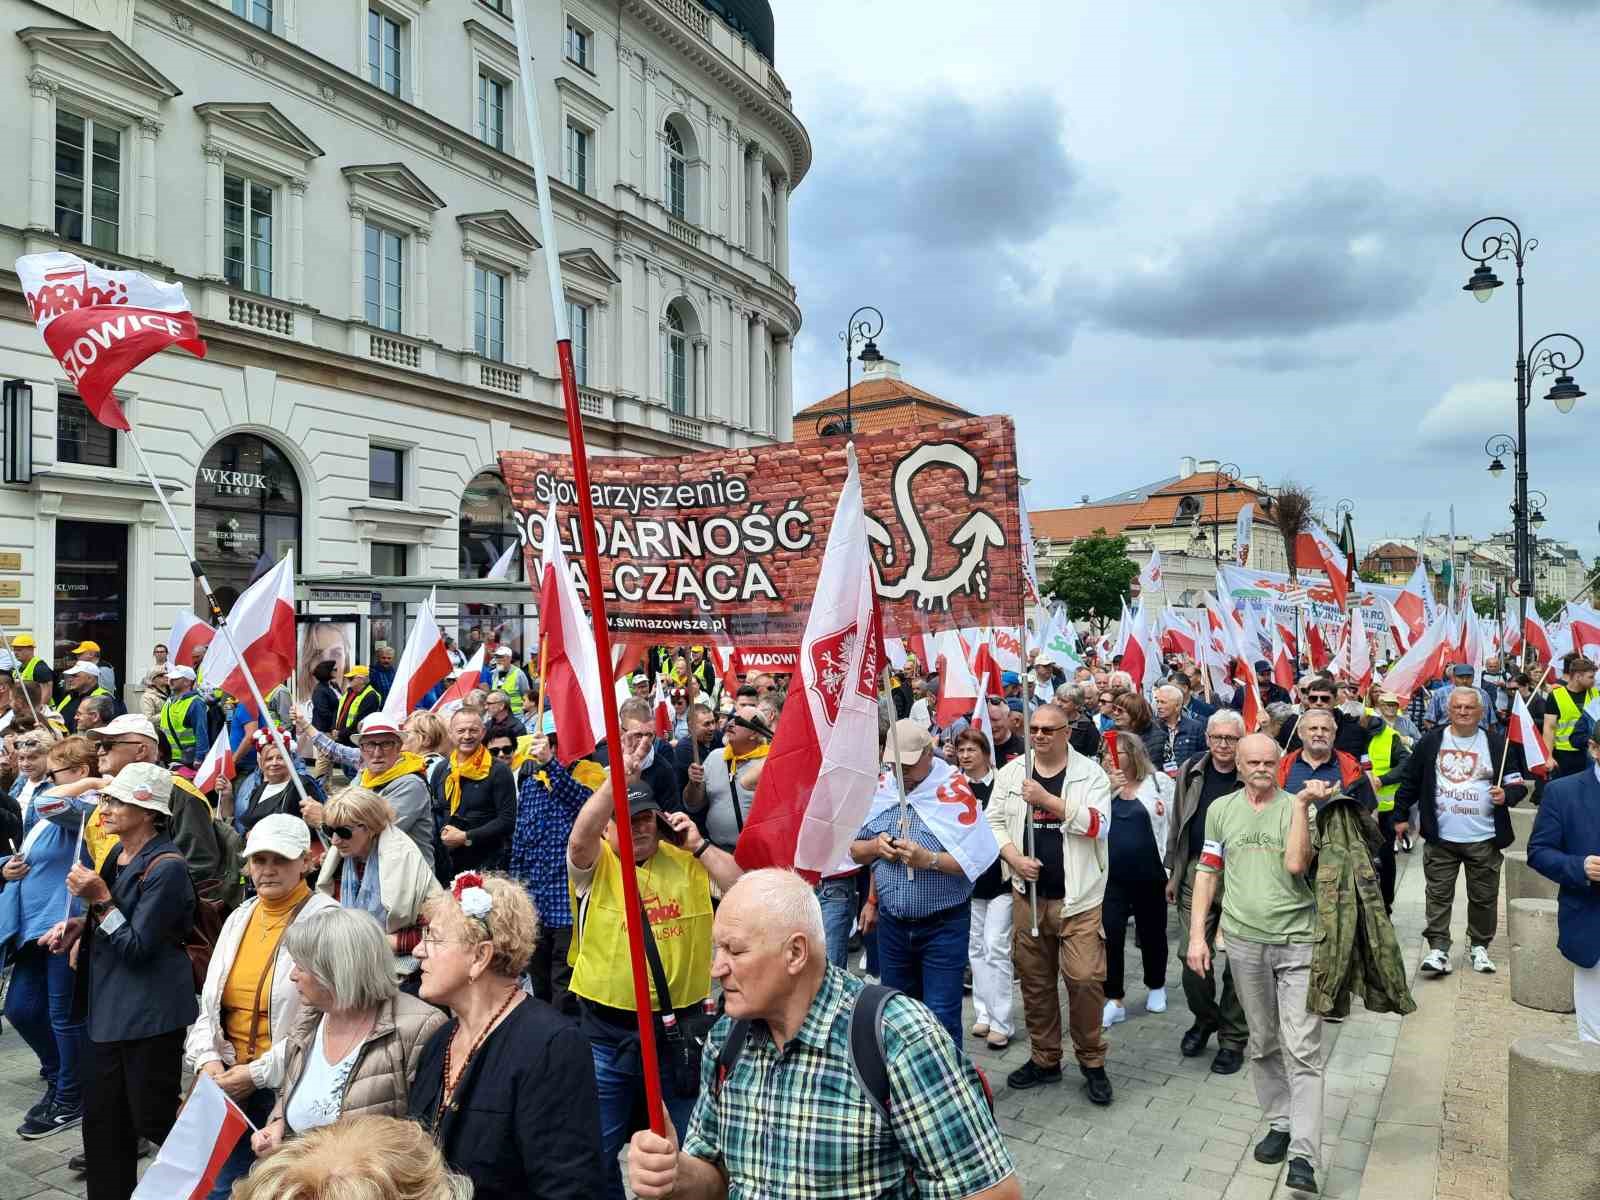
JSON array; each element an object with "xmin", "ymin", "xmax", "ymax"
[{"xmin": 683, "ymin": 965, "xmax": 1013, "ymax": 1199}]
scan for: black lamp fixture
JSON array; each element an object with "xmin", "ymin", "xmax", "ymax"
[
  {"xmin": 1462, "ymin": 262, "xmax": 1503, "ymax": 302},
  {"xmin": 830, "ymin": 306, "xmax": 885, "ymax": 438},
  {"xmin": 1546, "ymin": 372, "xmax": 1585, "ymax": 413}
]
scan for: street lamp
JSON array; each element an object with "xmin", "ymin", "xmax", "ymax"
[
  {"xmin": 823, "ymin": 306, "xmax": 883, "ymax": 438},
  {"xmin": 1208, "ymin": 461, "xmax": 1240, "ymax": 566},
  {"xmin": 1459, "ymin": 216, "xmax": 1586, "ymax": 641}
]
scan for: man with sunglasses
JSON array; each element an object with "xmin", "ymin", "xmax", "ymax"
[
  {"xmin": 302, "ymin": 712, "xmax": 436, "ymax": 869},
  {"xmin": 1280, "ymin": 676, "xmax": 1379, "ymax": 759},
  {"xmin": 683, "ymin": 703, "xmax": 771, "ymax": 854}
]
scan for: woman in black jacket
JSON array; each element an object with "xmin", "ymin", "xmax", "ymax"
[
  {"xmin": 430, "ymin": 709, "xmax": 516, "ymax": 872},
  {"xmin": 49, "ymin": 761, "xmax": 197, "ymax": 1200},
  {"xmin": 409, "ymin": 873, "xmax": 602, "ymax": 1199}
]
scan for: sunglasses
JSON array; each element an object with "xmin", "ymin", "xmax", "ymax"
[
  {"xmin": 322, "ymin": 824, "xmax": 363, "ymax": 840},
  {"xmin": 487, "ymin": 744, "xmax": 516, "ymax": 757},
  {"xmin": 1307, "ymin": 694, "xmax": 1333, "ymax": 703}
]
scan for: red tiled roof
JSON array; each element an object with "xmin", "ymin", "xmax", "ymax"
[
  {"xmin": 793, "ymin": 378, "xmax": 977, "ymax": 440},
  {"xmin": 1030, "ymin": 503, "xmax": 1146, "ymax": 541},
  {"xmin": 1034, "ymin": 472, "xmax": 1268, "ymax": 542}
]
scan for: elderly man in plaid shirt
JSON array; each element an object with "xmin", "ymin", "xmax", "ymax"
[{"xmin": 628, "ymin": 869, "xmax": 1018, "ymax": 1200}]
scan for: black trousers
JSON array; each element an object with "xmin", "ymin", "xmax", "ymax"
[
  {"xmin": 1377, "ymin": 812, "xmax": 1398, "ymax": 914},
  {"xmin": 530, "ymin": 923, "xmax": 576, "ymax": 1015},
  {"xmin": 1102, "ymin": 877, "xmax": 1168, "ymax": 1001},
  {"xmin": 84, "ymin": 1029, "xmax": 185, "ymax": 1200}
]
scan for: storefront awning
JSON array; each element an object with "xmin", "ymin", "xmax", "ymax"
[{"xmin": 294, "ymin": 574, "xmax": 534, "ymax": 607}]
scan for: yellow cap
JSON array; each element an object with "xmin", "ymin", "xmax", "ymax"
[
  {"xmin": 71, "ymin": 640, "xmax": 100, "ymax": 655},
  {"xmin": 346, "ymin": 664, "xmax": 370, "ymax": 677},
  {"xmin": 13, "ymin": 634, "xmax": 35, "ymax": 648}
]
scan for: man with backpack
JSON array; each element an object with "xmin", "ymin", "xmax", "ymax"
[{"xmin": 627, "ymin": 869, "xmax": 1019, "ymax": 1200}]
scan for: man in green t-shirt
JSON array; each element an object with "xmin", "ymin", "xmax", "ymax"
[{"xmin": 1187, "ymin": 733, "xmax": 1325, "ymax": 1195}]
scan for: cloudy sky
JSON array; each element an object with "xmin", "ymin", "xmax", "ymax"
[{"xmin": 775, "ymin": 0, "xmax": 1600, "ymax": 563}]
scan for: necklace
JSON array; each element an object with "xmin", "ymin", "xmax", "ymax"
[{"xmin": 436, "ymin": 987, "xmax": 521, "ymax": 1123}]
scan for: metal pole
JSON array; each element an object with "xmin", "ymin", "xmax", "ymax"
[
  {"xmin": 882, "ymin": 668, "xmax": 912, "ymax": 881},
  {"xmin": 1514, "ymin": 258, "xmax": 1530, "ymax": 668},
  {"xmin": 1018, "ymin": 622, "xmax": 1039, "ymax": 937}
]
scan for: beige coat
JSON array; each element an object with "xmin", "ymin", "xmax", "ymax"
[
  {"xmin": 269, "ymin": 992, "xmax": 446, "ymax": 1131},
  {"xmin": 986, "ymin": 749, "xmax": 1112, "ymax": 919}
]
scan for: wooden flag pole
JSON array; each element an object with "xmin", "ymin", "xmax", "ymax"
[{"xmin": 510, "ymin": 0, "xmax": 664, "ymax": 1135}]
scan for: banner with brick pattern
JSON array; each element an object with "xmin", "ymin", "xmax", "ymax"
[{"xmin": 497, "ymin": 416, "xmax": 1023, "ymax": 648}]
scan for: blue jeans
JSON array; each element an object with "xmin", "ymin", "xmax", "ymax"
[
  {"xmin": 590, "ymin": 1031, "xmax": 701, "ymax": 1200},
  {"xmin": 816, "ymin": 878, "xmax": 857, "ymax": 969},
  {"xmin": 206, "ymin": 1088, "xmax": 277, "ymax": 1200},
  {"xmin": 876, "ymin": 903, "xmax": 971, "ymax": 1044},
  {"xmin": 4, "ymin": 943, "xmax": 85, "ymax": 1109}
]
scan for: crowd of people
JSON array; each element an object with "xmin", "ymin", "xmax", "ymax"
[{"xmin": 0, "ymin": 622, "xmax": 1593, "ymax": 1199}]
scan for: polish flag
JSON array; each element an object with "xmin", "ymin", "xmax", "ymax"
[
  {"xmin": 431, "ymin": 645, "xmax": 486, "ymax": 718},
  {"xmin": 1158, "ymin": 608, "xmax": 1199, "ymax": 660},
  {"xmin": 379, "ymin": 588, "xmax": 453, "ymax": 721},
  {"xmin": 1306, "ymin": 622, "xmax": 1332, "ymax": 672},
  {"xmin": 192, "ymin": 730, "xmax": 237, "ymax": 796},
  {"xmin": 1270, "ymin": 621, "xmax": 1296, "ymax": 694},
  {"xmin": 538, "ymin": 500, "xmax": 607, "ymax": 762},
  {"xmin": 1139, "ymin": 549, "xmax": 1164, "ymax": 597},
  {"xmin": 1378, "ymin": 610, "xmax": 1451, "ymax": 699},
  {"xmin": 132, "ymin": 1073, "xmax": 248, "ymax": 1200},
  {"xmin": 736, "ymin": 445, "xmax": 885, "ymax": 881},
  {"xmin": 1203, "ymin": 591, "xmax": 1264, "ymax": 730},
  {"xmin": 1506, "ymin": 691, "xmax": 1550, "ymax": 778},
  {"xmin": 707, "ymin": 641, "xmax": 739, "ymax": 693},
  {"xmin": 971, "ymin": 682, "xmax": 998, "ymax": 758},
  {"xmin": 1296, "ymin": 523, "xmax": 1350, "ymax": 608},
  {"xmin": 1568, "ymin": 601, "xmax": 1600, "ymax": 660},
  {"xmin": 17, "ymin": 251, "xmax": 208, "ymax": 430},
  {"xmin": 167, "ymin": 611, "xmax": 215, "ymax": 669},
  {"xmin": 1382, "ymin": 597, "xmax": 1413, "ymax": 656},
  {"xmin": 935, "ymin": 628, "xmax": 983, "ymax": 727},
  {"xmin": 967, "ymin": 632, "xmax": 1003, "ymax": 697},
  {"xmin": 653, "ymin": 674, "xmax": 673, "ymax": 740},
  {"xmin": 1393, "ymin": 560, "xmax": 1432, "ymax": 645},
  {"xmin": 197, "ymin": 554, "xmax": 296, "ymax": 706},
  {"xmin": 610, "ymin": 640, "xmax": 650, "ymax": 682},
  {"xmin": 1347, "ymin": 608, "xmax": 1373, "ymax": 692},
  {"xmin": 1328, "ymin": 624, "xmax": 1350, "ymax": 682},
  {"xmin": 1522, "ymin": 609, "xmax": 1554, "ymax": 667}
]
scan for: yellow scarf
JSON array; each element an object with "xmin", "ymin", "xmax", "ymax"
[
  {"xmin": 444, "ymin": 745, "xmax": 492, "ymax": 815},
  {"xmin": 723, "ymin": 742, "xmax": 770, "ymax": 769},
  {"xmin": 360, "ymin": 751, "xmax": 428, "ymax": 792}
]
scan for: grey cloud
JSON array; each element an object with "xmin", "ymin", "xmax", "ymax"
[
  {"xmin": 1216, "ymin": 347, "xmax": 1359, "ymax": 373},
  {"xmin": 1091, "ymin": 178, "xmax": 1437, "ymax": 341}
]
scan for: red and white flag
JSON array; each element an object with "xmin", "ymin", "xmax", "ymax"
[
  {"xmin": 379, "ymin": 588, "xmax": 453, "ymax": 721},
  {"xmin": 653, "ymin": 674, "xmax": 673, "ymax": 740},
  {"xmin": 1347, "ymin": 607, "xmax": 1373, "ymax": 692},
  {"xmin": 1296, "ymin": 522, "xmax": 1350, "ymax": 608},
  {"xmin": 197, "ymin": 554, "xmax": 296, "ymax": 706},
  {"xmin": 966, "ymin": 631, "xmax": 1003, "ymax": 698},
  {"xmin": 1506, "ymin": 690, "xmax": 1550, "ymax": 779},
  {"xmin": 1568, "ymin": 601, "xmax": 1600, "ymax": 660},
  {"xmin": 1270, "ymin": 620, "xmax": 1296, "ymax": 694},
  {"xmin": 193, "ymin": 730, "xmax": 237, "ymax": 796},
  {"xmin": 538, "ymin": 500, "xmax": 607, "ymax": 762},
  {"xmin": 1522, "ymin": 608, "xmax": 1555, "ymax": 667},
  {"xmin": 1139, "ymin": 549, "xmax": 1164, "ymax": 597},
  {"xmin": 18, "ymin": 251, "xmax": 207, "ymax": 431},
  {"xmin": 736, "ymin": 444, "xmax": 885, "ymax": 881},
  {"xmin": 934, "ymin": 628, "xmax": 983, "ymax": 727},
  {"xmin": 1306, "ymin": 621, "xmax": 1332, "ymax": 672},
  {"xmin": 167, "ymin": 611, "xmax": 215, "ymax": 668},
  {"xmin": 132, "ymin": 1073, "xmax": 249, "ymax": 1200},
  {"xmin": 431, "ymin": 644, "xmax": 486, "ymax": 718},
  {"xmin": 1393, "ymin": 560, "xmax": 1432, "ymax": 645},
  {"xmin": 1378, "ymin": 609, "xmax": 1451, "ymax": 699}
]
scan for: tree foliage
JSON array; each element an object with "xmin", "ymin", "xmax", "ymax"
[{"xmin": 1045, "ymin": 531, "xmax": 1139, "ymax": 634}]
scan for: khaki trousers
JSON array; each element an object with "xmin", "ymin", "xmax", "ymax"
[
  {"xmin": 1228, "ymin": 937, "xmax": 1325, "ymax": 1169},
  {"xmin": 1010, "ymin": 892, "xmax": 1107, "ymax": 1070},
  {"xmin": 1422, "ymin": 838, "xmax": 1502, "ymax": 951}
]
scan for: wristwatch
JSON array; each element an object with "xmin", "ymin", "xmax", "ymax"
[{"xmin": 89, "ymin": 899, "xmax": 112, "ymax": 920}]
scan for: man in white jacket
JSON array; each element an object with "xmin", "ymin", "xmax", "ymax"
[{"xmin": 985, "ymin": 700, "xmax": 1115, "ymax": 1105}]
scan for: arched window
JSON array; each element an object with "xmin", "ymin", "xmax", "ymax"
[
  {"xmin": 666, "ymin": 307, "xmax": 688, "ymax": 414},
  {"xmin": 760, "ymin": 193, "xmax": 770, "ymax": 263},
  {"xmin": 194, "ymin": 432, "xmax": 301, "ymax": 614},
  {"xmin": 664, "ymin": 122, "xmax": 687, "ymax": 220}
]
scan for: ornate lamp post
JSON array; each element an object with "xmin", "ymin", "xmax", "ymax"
[
  {"xmin": 822, "ymin": 306, "xmax": 883, "ymax": 438},
  {"xmin": 1209, "ymin": 462, "xmax": 1240, "ymax": 567}
]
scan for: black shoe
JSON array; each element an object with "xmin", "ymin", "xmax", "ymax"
[
  {"xmin": 68, "ymin": 1152, "xmax": 86, "ymax": 1175},
  {"xmin": 1005, "ymin": 1060, "xmax": 1063, "ymax": 1090},
  {"xmin": 17, "ymin": 1100, "xmax": 82, "ymax": 1140},
  {"xmin": 1286, "ymin": 1157, "xmax": 1319, "ymax": 1193},
  {"xmin": 1081, "ymin": 1065, "xmax": 1113, "ymax": 1106},
  {"xmin": 1254, "ymin": 1129, "xmax": 1291, "ymax": 1164},
  {"xmin": 1211, "ymin": 1047, "xmax": 1245, "ymax": 1075},
  {"xmin": 23, "ymin": 1084, "xmax": 57, "ymax": 1125},
  {"xmin": 1180, "ymin": 1025, "xmax": 1214, "ymax": 1058}
]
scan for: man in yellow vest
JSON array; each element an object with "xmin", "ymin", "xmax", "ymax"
[
  {"xmin": 54, "ymin": 660, "xmax": 110, "ymax": 732},
  {"xmin": 332, "ymin": 664, "xmax": 381, "ymax": 748},
  {"xmin": 1364, "ymin": 691, "xmax": 1414, "ymax": 912},
  {"xmin": 567, "ymin": 731, "xmax": 744, "ymax": 1200},
  {"xmin": 157, "ymin": 664, "xmax": 212, "ymax": 768},
  {"xmin": 1542, "ymin": 655, "xmax": 1598, "ymax": 779},
  {"xmin": 12, "ymin": 633, "xmax": 54, "ymax": 704}
]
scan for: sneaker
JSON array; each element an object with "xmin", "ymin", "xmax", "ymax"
[
  {"xmin": 1005, "ymin": 1060, "xmax": 1063, "ymax": 1090},
  {"xmin": 970, "ymin": 1021, "xmax": 990, "ymax": 1038},
  {"xmin": 1102, "ymin": 1000, "xmax": 1126, "ymax": 1027},
  {"xmin": 1420, "ymin": 948, "xmax": 1452, "ymax": 976},
  {"xmin": 1400, "ymin": 833, "xmax": 1413, "ymax": 853},
  {"xmin": 1081, "ymin": 1065, "xmax": 1113, "ymax": 1106},
  {"xmin": 1470, "ymin": 945, "xmax": 1497, "ymax": 974},
  {"xmin": 1145, "ymin": 987, "xmax": 1167, "ymax": 1014},
  {"xmin": 17, "ymin": 1100, "xmax": 82, "ymax": 1140},
  {"xmin": 986, "ymin": 1033, "xmax": 1010, "ymax": 1051},
  {"xmin": 1286, "ymin": 1156, "xmax": 1319, "ymax": 1193},
  {"xmin": 22, "ymin": 1084, "xmax": 56, "ymax": 1126},
  {"xmin": 1254, "ymin": 1129, "xmax": 1291, "ymax": 1164}
]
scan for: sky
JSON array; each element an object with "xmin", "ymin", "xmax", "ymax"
[{"xmin": 773, "ymin": 0, "xmax": 1600, "ymax": 564}]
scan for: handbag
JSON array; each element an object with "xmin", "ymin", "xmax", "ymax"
[{"xmin": 637, "ymin": 899, "xmax": 720, "ymax": 1096}]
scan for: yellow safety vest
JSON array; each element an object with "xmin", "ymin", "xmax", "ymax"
[
  {"xmin": 19, "ymin": 657, "xmax": 46, "ymax": 683},
  {"xmin": 159, "ymin": 693, "xmax": 201, "ymax": 761},
  {"xmin": 1550, "ymin": 686, "xmax": 1600, "ymax": 753},
  {"xmin": 56, "ymin": 685, "xmax": 109, "ymax": 712},
  {"xmin": 567, "ymin": 840, "xmax": 712, "ymax": 1013},
  {"xmin": 1367, "ymin": 723, "xmax": 1401, "ymax": 812},
  {"xmin": 341, "ymin": 686, "xmax": 378, "ymax": 729}
]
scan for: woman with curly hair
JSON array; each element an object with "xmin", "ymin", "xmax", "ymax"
[{"xmin": 408, "ymin": 872, "xmax": 602, "ymax": 1200}]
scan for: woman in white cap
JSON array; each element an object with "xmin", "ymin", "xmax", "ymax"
[
  {"xmin": 185, "ymin": 813, "xmax": 338, "ymax": 1198},
  {"xmin": 249, "ymin": 908, "xmax": 447, "ymax": 1159},
  {"xmin": 47, "ymin": 761, "xmax": 196, "ymax": 1200}
]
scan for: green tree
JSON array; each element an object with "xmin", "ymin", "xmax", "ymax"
[
  {"xmin": 1535, "ymin": 595, "xmax": 1563, "ymax": 621},
  {"xmin": 1471, "ymin": 595, "xmax": 1497, "ymax": 618},
  {"xmin": 1045, "ymin": 530, "xmax": 1139, "ymax": 634}
]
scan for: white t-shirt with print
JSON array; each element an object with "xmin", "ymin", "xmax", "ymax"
[{"xmin": 1434, "ymin": 729, "xmax": 1495, "ymax": 843}]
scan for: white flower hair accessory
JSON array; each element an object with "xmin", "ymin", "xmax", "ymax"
[{"xmin": 450, "ymin": 872, "xmax": 494, "ymax": 921}]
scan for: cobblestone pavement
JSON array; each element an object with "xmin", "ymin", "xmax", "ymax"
[{"xmin": 0, "ymin": 852, "xmax": 1448, "ymax": 1200}]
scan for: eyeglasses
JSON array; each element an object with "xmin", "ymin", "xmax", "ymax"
[
  {"xmin": 1030, "ymin": 725, "xmax": 1066, "ymax": 737},
  {"xmin": 417, "ymin": 928, "xmax": 481, "ymax": 953},
  {"xmin": 1207, "ymin": 734, "xmax": 1241, "ymax": 744},
  {"xmin": 1306, "ymin": 694, "xmax": 1333, "ymax": 704},
  {"xmin": 361, "ymin": 739, "xmax": 401, "ymax": 753},
  {"xmin": 322, "ymin": 824, "xmax": 363, "ymax": 840},
  {"xmin": 487, "ymin": 744, "xmax": 516, "ymax": 757}
]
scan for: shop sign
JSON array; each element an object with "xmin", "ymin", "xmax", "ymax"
[{"xmin": 200, "ymin": 466, "xmax": 270, "ymax": 497}]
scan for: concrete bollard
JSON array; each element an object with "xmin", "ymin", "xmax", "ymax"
[
  {"xmin": 1504, "ymin": 850, "xmax": 1561, "ymax": 904},
  {"xmin": 1508, "ymin": 899, "xmax": 1573, "ymax": 1013},
  {"xmin": 1508, "ymin": 1037, "xmax": 1600, "ymax": 1200},
  {"xmin": 1509, "ymin": 804, "xmax": 1538, "ymax": 848}
]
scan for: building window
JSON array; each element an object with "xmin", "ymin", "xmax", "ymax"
[
  {"xmin": 232, "ymin": 0, "xmax": 272, "ymax": 29},
  {"xmin": 223, "ymin": 174, "xmax": 274, "ymax": 296},
  {"xmin": 664, "ymin": 122, "xmax": 686, "ymax": 219},
  {"xmin": 765, "ymin": 349, "xmax": 775, "ymax": 428},
  {"xmin": 568, "ymin": 301, "xmax": 590, "ymax": 386},
  {"xmin": 56, "ymin": 393, "xmax": 117, "ymax": 467},
  {"xmin": 371, "ymin": 541, "xmax": 408, "ymax": 576},
  {"xmin": 474, "ymin": 265, "xmax": 506, "ymax": 361},
  {"xmin": 55, "ymin": 109, "xmax": 120, "ymax": 252},
  {"xmin": 367, "ymin": 8, "xmax": 403, "ymax": 97},
  {"xmin": 363, "ymin": 222, "xmax": 404, "ymax": 332},
  {"xmin": 666, "ymin": 307, "xmax": 687, "ymax": 414},
  {"xmin": 477, "ymin": 73, "xmax": 507, "ymax": 151},
  {"xmin": 564, "ymin": 120, "xmax": 590, "ymax": 193},
  {"xmin": 766, "ymin": 183, "xmax": 778, "ymax": 265},
  {"xmin": 565, "ymin": 19, "xmax": 592, "ymax": 70},
  {"xmin": 369, "ymin": 445, "xmax": 404, "ymax": 500}
]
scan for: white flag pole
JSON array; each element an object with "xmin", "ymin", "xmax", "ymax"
[
  {"xmin": 882, "ymin": 667, "xmax": 913, "ymax": 881},
  {"xmin": 1018, "ymin": 623, "xmax": 1040, "ymax": 937},
  {"xmin": 0, "ymin": 625, "xmax": 45, "ymax": 727}
]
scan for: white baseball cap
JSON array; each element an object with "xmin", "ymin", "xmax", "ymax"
[
  {"xmin": 355, "ymin": 712, "xmax": 404, "ymax": 742},
  {"xmin": 63, "ymin": 660, "xmax": 100, "ymax": 678},
  {"xmin": 167, "ymin": 664, "xmax": 197, "ymax": 683},
  {"xmin": 493, "ymin": 646, "xmax": 514, "ymax": 658},
  {"xmin": 89, "ymin": 714, "xmax": 159, "ymax": 742},
  {"xmin": 244, "ymin": 813, "xmax": 312, "ymax": 860}
]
